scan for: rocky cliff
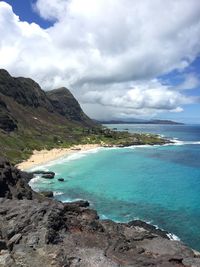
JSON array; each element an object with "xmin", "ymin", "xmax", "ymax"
[
  {"xmin": 0, "ymin": 69, "xmax": 95, "ymax": 131},
  {"xmin": 46, "ymin": 88, "xmax": 93, "ymax": 125},
  {"xmin": 0, "ymin": 158, "xmax": 200, "ymax": 267}
]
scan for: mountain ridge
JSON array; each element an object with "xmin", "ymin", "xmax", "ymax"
[
  {"xmin": 0, "ymin": 69, "xmax": 94, "ymax": 127},
  {"xmin": 0, "ymin": 69, "xmax": 97, "ymax": 162},
  {"xmin": 98, "ymin": 119, "xmax": 184, "ymax": 125}
]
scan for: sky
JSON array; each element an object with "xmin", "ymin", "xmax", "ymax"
[{"xmin": 0, "ymin": 0, "xmax": 200, "ymax": 123}]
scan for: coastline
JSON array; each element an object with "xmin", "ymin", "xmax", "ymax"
[
  {"xmin": 16, "ymin": 138, "xmax": 173, "ymax": 171},
  {"xmin": 16, "ymin": 144, "xmax": 101, "ymax": 171},
  {"xmin": 1, "ymin": 157, "xmax": 200, "ymax": 266}
]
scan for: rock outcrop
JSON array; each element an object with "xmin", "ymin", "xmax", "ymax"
[
  {"xmin": 0, "ymin": 158, "xmax": 33, "ymax": 200},
  {"xmin": 0, "ymin": 158, "xmax": 200, "ymax": 267},
  {"xmin": 46, "ymin": 87, "xmax": 94, "ymax": 126},
  {"xmin": 0, "ymin": 97, "xmax": 17, "ymax": 132}
]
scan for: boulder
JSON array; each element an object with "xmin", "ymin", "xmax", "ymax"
[
  {"xmin": 7, "ymin": 234, "xmax": 22, "ymax": 249},
  {"xmin": 58, "ymin": 178, "xmax": 64, "ymax": 182},
  {"xmin": 41, "ymin": 173, "xmax": 55, "ymax": 179}
]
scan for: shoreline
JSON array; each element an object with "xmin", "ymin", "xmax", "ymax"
[
  {"xmin": 16, "ymin": 144, "xmax": 101, "ymax": 171},
  {"xmin": 16, "ymin": 140, "xmax": 175, "ymax": 171},
  {"xmin": 14, "ymin": 140, "xmax": 200, "ymax": 255},
  {"xmin": 2, "ymin": 158, "xmax": 200, "ymax": 266}
]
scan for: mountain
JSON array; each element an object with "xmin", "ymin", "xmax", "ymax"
[
  {"xmin": 0, "ymin": 69, "xmax": 97, "ymax": 162},
  {"xmin": 99, "ymin": 119, "xmax": 184, "ymax": 125},
  {"xmin": 46, "ymin": 87, "xmax": 92, "ymax": 124},
  {"xmin": 0, "ymin": 69, "xmax": 94, "ymax": 128},
  {"xmin": 148, "ymin": 119, "xmax": 184, "ymax": 125}
]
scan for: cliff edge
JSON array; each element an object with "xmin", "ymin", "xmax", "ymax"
[{"xmin": 0, "ymin": 158, "xmax": 200, "ymax": 267}]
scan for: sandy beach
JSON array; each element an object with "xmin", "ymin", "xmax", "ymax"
[{"xmin": 16, "ymin": 144, "xmax": 101, "ymax": 171}]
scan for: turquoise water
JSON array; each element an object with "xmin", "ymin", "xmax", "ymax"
[{"xmin": 30, "ymin": 124, "xmax": 200, "ymax": 250}]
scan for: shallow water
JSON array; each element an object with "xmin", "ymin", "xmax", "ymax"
[{"xmin": 29, "ymin": 124, "xmax": 200, "ymax": 250}]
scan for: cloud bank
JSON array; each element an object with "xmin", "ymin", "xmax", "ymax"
[{"xmin": 0, "ymin": 0, "xmax": 200, "ymax": 119}]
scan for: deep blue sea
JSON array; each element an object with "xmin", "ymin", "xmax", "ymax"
[{"xmin": 29, "ymin": 124, "xmax": 200, "ymax": 250}]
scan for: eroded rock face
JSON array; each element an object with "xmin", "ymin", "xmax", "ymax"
[
  {"xmin": 0, "ymin": 97, "xmax": 17, "ymax": 132},
  {"xmin": 0, "ymin": 158, "xmax": 199, "ymax": 267},
  {"xmin": 0, "ymin": 69, "xmax": 97, "ymax": 134},
  {"xmin": 0, "ymin": 158, "xmax": 33, "ymax": 199},
  {"xmin": 46, "ymin": 87, "xmax": 94, "ymax": 126}
]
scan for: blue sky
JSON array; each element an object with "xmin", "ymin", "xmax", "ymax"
[
  {"xmin": 158, "ymin": 57, "xmax": 200, "ymax": 123},
  {"xmin": 2, "ymin": 0, "xmax": 53, "ymax": 28},
  {"xmin": 0, "ymin": 0, "xmax": 200, "ymax": 123}
]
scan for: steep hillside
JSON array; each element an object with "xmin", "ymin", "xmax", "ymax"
[
  {"xmin": 0, "ymin": 69, "xmax": 97, "ymax": 163},
  {"xmin": 0, "ymin": 69, "xmax": 52, "ymax": 110},
  {"xmin": 0, "ymin": 97, "xmax": 17, "ymax": 132},
  {"xmin": 47, "ymin": 87, "xmax": 94, "ymax": 126}
]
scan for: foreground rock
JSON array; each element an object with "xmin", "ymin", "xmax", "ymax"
[
  {"xmin": 0, "ymin": 158, "xmax": 200, "ymax": 267},
  {"xmin": 41, "ymin": 173, "xmax": 55, "ymax": 179},
  {"xmin": 40, "ymin": 191, "xmax": 54, "ymax": 198},
  {"xmin": 58, "ymin": 178, "xmax": 65, "ymax": 182}
]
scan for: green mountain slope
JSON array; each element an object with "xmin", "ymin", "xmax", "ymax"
[{"xmin": 0, "ymin": 69, "xmax": 97, "ymax": 163}]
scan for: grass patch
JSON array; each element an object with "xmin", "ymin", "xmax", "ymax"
[{"xmin": 0, "ymin": 126, "xmax": 168, "ymax": 164}]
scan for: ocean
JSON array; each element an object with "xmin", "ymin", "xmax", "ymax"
[{"xmin": 29, "ymin": 124, "xmax": 200, "ymax": 251}]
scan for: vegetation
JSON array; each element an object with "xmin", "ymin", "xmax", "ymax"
[
  {"xmin": 0, "ymin": 69, "xmax": 169, "ymax": 164},
  {"xmin": 0, "ymin": 126, "xmax": 168, "ymax": 164}
]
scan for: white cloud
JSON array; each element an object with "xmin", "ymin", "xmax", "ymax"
[
  {"xmin": 81, "ymin": 79, "xmax": 193, "ymax": 118},
  {"xmin": 0, "ymin": 0, "xmax": 200, "ymax": 119},
  {"xmin": 176, "ymin": 73, "xmax": 200, "ymax": 90},
  {"xmin": 34, "ymin": 0, "xmax": 68, "ymax": 21}
]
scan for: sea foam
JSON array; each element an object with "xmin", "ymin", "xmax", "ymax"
[
  {"xmin": 171, "ymin": 139, "xmax": 200, "ymax": 146},
  {"xmin": 167, "ymin": 233, "xmax": 180, "ymax": 241},
  {"xmin": 53, "ymin": 191, "xmax": 64, "ymax": 196}
]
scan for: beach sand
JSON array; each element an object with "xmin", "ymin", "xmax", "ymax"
[{"xmin": 16, "ymin": 144, "xmax": 101, "ymax": 171}]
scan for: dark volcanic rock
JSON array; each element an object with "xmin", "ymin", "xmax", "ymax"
[
  {"xmin": 0, "ymin": 69, "xmax": 52, "ymax": 109},
  {"xmin": 40, "ymin": 191, "xmax": 54, "ymax": 198},
  {"xmin": 0, "ymin": 69, "xmax": 96, "ymax": 137},
  {"xmin": 46, "ymin": 87, "xmax": 94, "ymax": 126},
  {"xmin": 0, "ymin": 240, "xmax": 7, "ymax": 250},
  {"xmin": 0, "ymin": 112, "xmax": 17, "ymax": 132},
  {"xmin": 128, "ymin": 220, "xmax": 170, "ymax": 239},
  {"xmin": 71, "ymin": 200, "xmax": 90, "ymax": 207},
  {"xmin": 0, "ymin": 96, "xmax": 17, "ymax": 132},
  {"xmin": 41, "ymin": 173, "xmax": 55, "ymax": 179},
  {"xmin": 58, "ymin": 178, "xmax": 64, "ymax": 182},
  {"xmin": 0, "ymin": 159, "xmax": 199, "ymax": 267},
  {"xmin": 0, "ymin": 158, "xmax": 33, "ymax": 199}
]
